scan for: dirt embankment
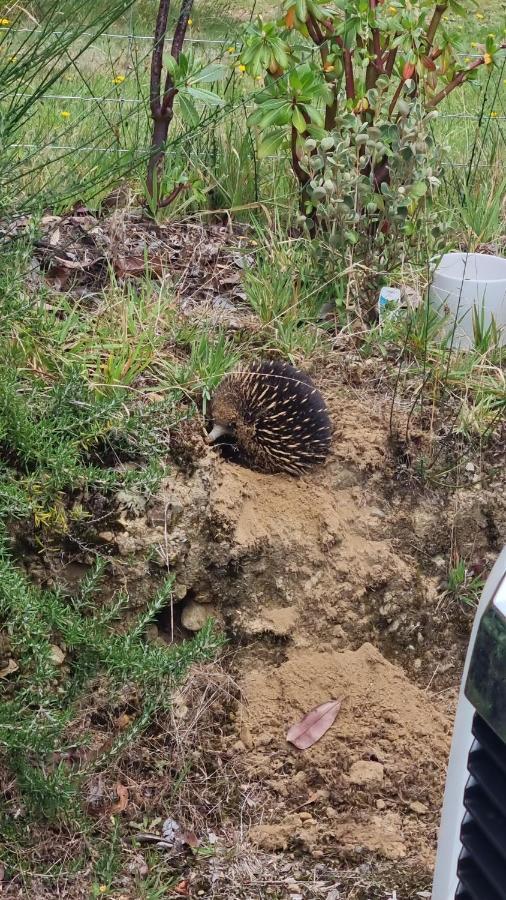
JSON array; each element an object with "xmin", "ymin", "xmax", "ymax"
[{"xmin": 22, "ymin": 362, "xmax": 506, "ymax": 896}]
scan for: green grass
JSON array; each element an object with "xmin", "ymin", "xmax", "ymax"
[{"xmin": 447, "ymin": 559, "xmax": 485, "ymax": 608}]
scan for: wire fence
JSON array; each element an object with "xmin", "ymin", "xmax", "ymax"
[{"xmin": 1, "ymin": 10, "xmax": 505, "ymax": 209}]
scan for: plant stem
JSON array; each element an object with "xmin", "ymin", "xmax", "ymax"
[
  {"xmin": 365, "ymin": 0, "xmax": 383, "ymax": 90},
  {"xmin": 427, "ymin": 47, "xmax": 505, "ymax": 108},
  {"xmin": 147, "ymin": 0, "xmax": 194, "ymax": 208},
  {"xmin": 425, "ymin": 3, "xmax": 447, "ymax": 51},
  {"xmin": 388, "ymin": 78, "xmax": 404, "ymax": 117}
]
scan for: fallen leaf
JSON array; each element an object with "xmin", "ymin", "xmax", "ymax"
[
  {"xmin": 182, "ymin": 829, "xmax": 199, "ymax": 849},
  {"xmin": 0, "ymin": 659, "xmax": 18, "ymax": 678},
  {"xmin": 111, "ymin": 783, "xmax": 129, "ymax": 813},
  {"xmin": 113, "ymin": 255, "xmax": 166, "ymax": 279},
  {"xmin": 174, "ymin": 881, "xmax": 190, "ymax": 896},
  {"xmin": 50, "ymin": 644, "xmax": 65, "ymax": 666},
  {"xmin": 115, "ymin": 713, "xmax": 132, "ymax": 730},
  {"xmin": 286, "ymin": 698, "xmax": 343, "ymax": 750}
]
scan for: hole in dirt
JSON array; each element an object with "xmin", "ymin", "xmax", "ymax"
[{"xmin": 154, "ymin": 591, "xmax": 194, "ymax": 643}]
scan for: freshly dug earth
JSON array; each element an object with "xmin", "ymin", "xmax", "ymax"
[{"xmin": 32, "ymin": 360, "xmax": 505, "ymax": 896}]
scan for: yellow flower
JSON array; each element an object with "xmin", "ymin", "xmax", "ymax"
[
  {"xmin": 0, "ymin": 17, "xmax": 11, "ymax": 25},
  {"xmin": 464, "ymin": 57, "xmax": 471, "ymax": 63},
  {"xmin": 490, "ymin": 111, "xmax": 498, "ymax": 118},
  {"xmin": 98, "ymin": 888, "xmax": 107, "ymax": 896},
  {"xmin": 227, "ymin": 46, "xmax": 236, "ymax": 53},
  {"xmin": 443, "ymin": 15, "xmax": 448, "ymax": 21},
  {"xmin": 237, "ymin": 64, "xmax": 246, "ymax": 72},
  {"xmin": 388, "ymin": 5, "xmax": 396, "ymax": 12},
  {"xmin": 475, "ymin": 12, "xmax": 484, "ymax": 18},
  {"xmin": 187, "ymin": 18, "xmax": 193, "ymax": 25},
  {"xmin": 483, "ymin": 52, "xmax": 492, "ymax": 65},
  {"xmin": 60, "ymin": 110, "xmax": 70, "ymax": 118},
  {"xmin": 470, "ymin": 42, "xmax": 478, "ymax": 48},
  {"xmin": 112, "ymin": 75, "xmax": 125, "ymax": 85}
]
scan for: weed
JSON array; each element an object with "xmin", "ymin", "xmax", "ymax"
[{"xmin": 447, "ymin": 559, "xmax": 485, "ymax": 608}]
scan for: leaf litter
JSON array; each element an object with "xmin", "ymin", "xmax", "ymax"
[{"xmin": 286, "ymin": 699, "xmax": 344, "ymax": 750}]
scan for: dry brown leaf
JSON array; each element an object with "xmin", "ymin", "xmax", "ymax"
[
  {"xmin": 111, "ymin": 783, "xmax": 129, "ymax": 813},
  {"xmin": 113, "ymin": 255, "xmax": 165, "ymax": 279},
  {"xmin": 115, "ymin": 713, "xmax": 132, "ymax": 731},
  {"xmin": 0, "ymin": 659, "xmax": 19, "ymax": 679},
  {"xmin": 286, "ymin": 698, "xmax": 343, "ymax": 750},
  {"xmin": 181, "ymin": 829, "xmax": 199, "ymax": 849},
  {"xmin": 174, "ymin": 881, "xmax": 190, "ymax": 896}
]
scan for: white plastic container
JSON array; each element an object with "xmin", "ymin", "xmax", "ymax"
[{"xmin": 429, "ymin": 252, "xmax": 506, "ymax": 350}]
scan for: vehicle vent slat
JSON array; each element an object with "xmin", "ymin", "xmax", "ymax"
[
  {"xmin": 456, "ymin": 855, "xmax": 504, "ymax": 900},
  {"xmin": 472, "ymin": 715, "xmax": 506, "ymax": 779},
  {"xmin": 455, "ymin": 713, "xmax": 506, "ymax": 899}
]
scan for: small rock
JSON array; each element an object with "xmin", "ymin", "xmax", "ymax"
[
  {"xmin": 174, "ymin": 583, "xmax": 188, "ymax": 600},
  {"xmin": 369, "ymin": 507, "xmax": 386, "ymax": 519},
  {"xmin": 299, "ymin": 812, "xmax": 314, "ymax": 823},
  {"xmin": 348, "ymin": 760, "xmax": 384, "ymax": 786},
  {"xmin": 181, "ymin": 599, "xmax": 215, "ymax": 632},
  {"xmin": 409, "ymin": 800, "xmax": 428, "ymax": 815},
  {"xmin": 232, "ymin": 740, "xmax": 245, "ymax": 752},
  {"xmin": 376, "ymin": 799, "xmax": 386, "ymax": 810},
  {"xmin": 98, "ymin": 530, "xmax": 115, "ymax": 543},
  {"xmin": 50, "ymin": 644, "xmax": 65, "ymax": 666},
  {"xmin": 414, "ymin": 658, "xmax": 422, "ymax": 670},
  {"xmin": 325, "ymin": 806, "xmax": 338, "ymax": 819},
  {"xmin": 465, "ymin": 462, "xmax": 475, "ymax": 473},
  {"xmin": 240, "ymin": 723, "xmax": 253, "ymax": 749},
  {"xmin": 256, "ymin": 732, "xmax": 273, "ymax": 748}
]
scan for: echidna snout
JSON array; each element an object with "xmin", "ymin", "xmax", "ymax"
[{"xmin": 208, "ymin": 359, "xmax": 332, "ymax": 476}]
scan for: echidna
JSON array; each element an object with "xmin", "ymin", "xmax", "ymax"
[{"xmin": 207, "ymin": 359, "xmax": 332, "ymax": 476}]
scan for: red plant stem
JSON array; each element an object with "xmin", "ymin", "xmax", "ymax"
[
  {"xmin": 157, "ymin": 182, "xmax": 190, "ymax": 209},
  {"xmin": 388, "ymin": 78, "xmax": 404, "ymax": 117},
  {"xmin": 147, "ymin": 0, "xmax": 194, "ymax": 206},
  {"xmin": 427, "ymin": 48, "xmax": 505, "ymax": 108},
  {"xmin": 150, "ymin": 0, "xmax": 170, "ymax": 117},
  {"xmin": 425, "ymin": 3, "xmax": 447, "ymax": 51},
  {"xmin": 334, "ymin": 34, "xmax": 355, "ymax": 101},
  {"xmin": 290, "ymin": 125, "xmax": 309, "ymax": 187},
  {"xmin": 366, "ymin": 0, "xmax": 383, "ymax": 89},
  {"xmin": 385, "ymin": 46, "xmax": 397, "ymax": 76}
]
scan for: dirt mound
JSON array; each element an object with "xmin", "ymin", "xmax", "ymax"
[{"xmin": 238, "ymin": 642, "xmax": 450, "ymax": 869}]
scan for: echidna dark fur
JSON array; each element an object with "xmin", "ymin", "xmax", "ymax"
[{"xmin": 208, "ymin": 359, "xmax": 332, "ymax": 476}]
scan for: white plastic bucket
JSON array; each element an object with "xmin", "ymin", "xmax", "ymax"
[{"xmin": 429, "ymin": 252, "xmax": 506, "ymax": 350}]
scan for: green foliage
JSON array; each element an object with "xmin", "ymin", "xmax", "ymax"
[
  {"xmin": 0, "ymin": 249, "xmax": 223, "ymax": 833},
  {"xmin": 0, "ymin": 0, "xmax": 143, "ymax": 217},
  {"xmin": 447, "ymin": 558, "xmax": 485, "ymax": 608},
  {"xmin": 240, "ymin": 0, "xmax": 504, "ymax": 245},
  {"xmin": 300, "ymin": 103, "xmax": 442, "ymax": 254}
]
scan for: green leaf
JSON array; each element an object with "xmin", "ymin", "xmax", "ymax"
[
  {"xmin": 257, "ymin": 130, "xmax": 286, "ymax": 159},
  {"xmin": 190, "ymin": 64, "xmax": 228, "ymax": 84},
  {"xmin": 165, "ymin": 55, "xmax": 178, "ymax": 77},
  {"xmin": 410, "ymin": 181, "xmax": 428, "ymax": 199},
  {"xmin": 295, "ymin": 0, "xmax": 307, "ymax": 21},
  {"xmin": 250, "ymin": 101, "xmax": 292, "ymax": 128},
  {"xmin": 292, "ymin": 105, "xmax": 307, "ymax": 132},
  {"xmin": 185, "ymin": 87, "xmax": 225, "ymax": 107},
  {"xmin": 178, "ymin": 93, "xmax": 200, "ymax": 127}
]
